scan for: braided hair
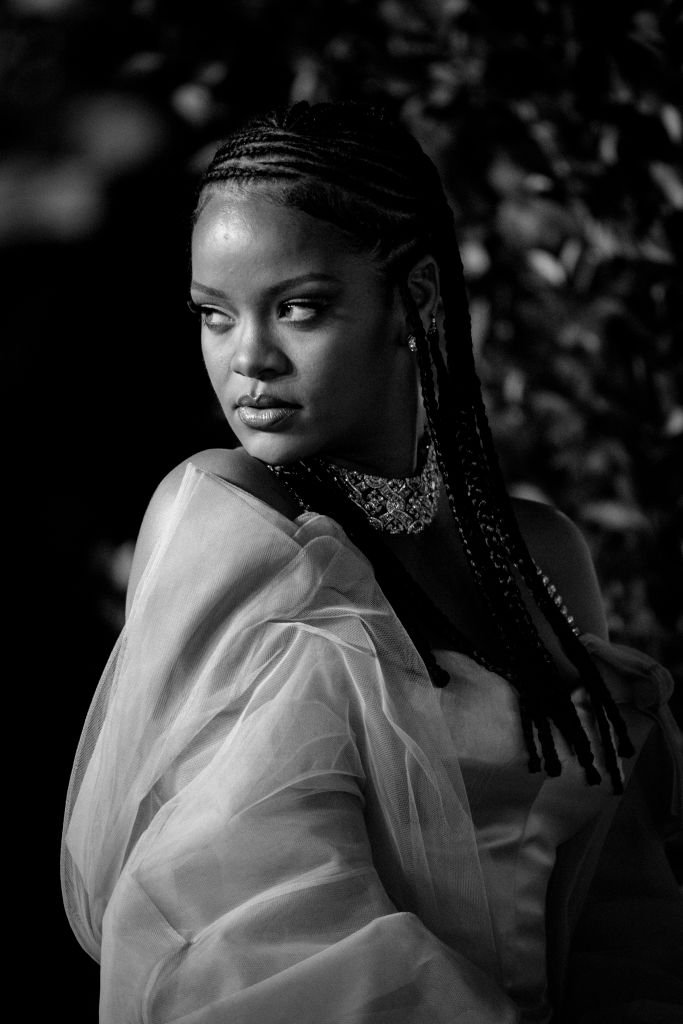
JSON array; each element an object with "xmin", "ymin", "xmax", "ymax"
[{"xmin": 194, "ymin": 100, "xmax": 633, "ymax": 791}]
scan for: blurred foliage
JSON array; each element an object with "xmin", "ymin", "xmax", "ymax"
[{"xmin": 3, "ymin": 0, "xmax": 682, "ymax": 691}]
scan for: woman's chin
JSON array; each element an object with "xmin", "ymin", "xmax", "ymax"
[{"xmin": 236, "ymin": 430, "xmax": 318, "ymax": 467}]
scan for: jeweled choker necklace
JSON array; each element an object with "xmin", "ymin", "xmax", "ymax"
[{"xmin": 269, "ymin": 439, "xmax": 442, "ymax": 535}]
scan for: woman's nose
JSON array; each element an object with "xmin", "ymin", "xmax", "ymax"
[{"xmin": 230, "ymin": 320, "xmax": 289, "ymax": 380}]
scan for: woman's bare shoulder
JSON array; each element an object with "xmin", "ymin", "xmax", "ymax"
[
  {"xmin": 187, "ymin": 447, "xmax": 300, "ymax": 517},
  {"xmin": 125, "ymin": 448, "xmax": 300, "ymax": 615},
  {"xmin": 511, "ymin": 496, "xmax": 608, "ymax": 639}
]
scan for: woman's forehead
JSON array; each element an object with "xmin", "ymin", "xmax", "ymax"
[{"xmin": 192, "ymin": 192, "xmax": 371, "ymax": 275}]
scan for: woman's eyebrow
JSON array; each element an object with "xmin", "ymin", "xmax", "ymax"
[
  {"xmin": 268, "ymin": 273, "xmax": 340, "ymax": 293},
  {"xmin": 190, "ymin": 281, "xmax": 228, "ymax": 299},
  {"xmin": 190, "ymin": 273, "xmax": 341, "ymax": 300}
]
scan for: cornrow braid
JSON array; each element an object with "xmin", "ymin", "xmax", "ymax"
[
  {"xmin": 392, "ymin": 174, "xmax": 609, "ymax": 767},
  {"xmin": 402, "ymin": 289, "xmax": 604, "ymax": 785},
  {"xmin": 194, "ymin": 100, "xmax": 632, "ymax": 792},
  {"xmin": 405, "ymin": 300, "xmax": 575, "ymax": 778},
  {"xmin": 417, "ymin": 201, "xmax": 632, "ymax": 788}
]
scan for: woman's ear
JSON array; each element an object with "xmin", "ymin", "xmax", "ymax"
[{"xmin": 404, "ymin": 255, "xmax": 440, "ymax": 329}]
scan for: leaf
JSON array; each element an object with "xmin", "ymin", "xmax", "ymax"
[
  {"xmin": 581, "ymin": 501, "xmax": 651, "ymax": 532},
  {"xmin": 527, "ymin": 249, "xmax": 566, "ymax": 285},
  {"xmin": 649, "ymin": 162, "xmax": 683, "ymax": 210}
]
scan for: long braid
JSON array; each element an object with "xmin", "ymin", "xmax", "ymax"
[
  {"xmin": 404, "ymin": 193, "xmax": 617, "ymax": 786},
  {"xmin": 403, "ymin": 278, "xmax": 602, "ymax": 782},
  {"xmin": 194, "ymin": 100, "xmax": 631, "ymax": 791},
  {"xmin": 427, "ymin": 206, "xmax": 630, "ymax": 787}
]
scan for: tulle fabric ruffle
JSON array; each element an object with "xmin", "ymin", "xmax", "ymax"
[
  {"xmin": 61, "ymin": 463, "xmax": 680, "ymax": 1023},
  {"xmin": 62, "ymin": 465, "xmax": 518, "ymax": 1023}
]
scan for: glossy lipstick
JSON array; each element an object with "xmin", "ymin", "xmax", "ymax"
[{"xmin": 236, "ymin": 394, "xmax": 299, "ymax": 431}]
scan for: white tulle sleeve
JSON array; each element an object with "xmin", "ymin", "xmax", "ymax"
[{"xmin": 61, "ymin": 464, "xmax": 518, "ymax": 1024}]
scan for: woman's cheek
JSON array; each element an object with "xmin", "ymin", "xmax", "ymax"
[{"xmin": 202, "ymin": 340, "xmax": 231, "ymax": 390}]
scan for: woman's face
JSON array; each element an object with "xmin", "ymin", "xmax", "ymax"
[{"xmin": 190, "ymin": 192, "xmax": 419, "ymax": 473}]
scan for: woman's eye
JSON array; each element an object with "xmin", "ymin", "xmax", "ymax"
[
  {"xmin": 187, "ymin": 300, "xmax": 232, "ymax": 333},
  {"xmin": 279, "ymin": 300, "xmax": 326, "ymax": 323}
]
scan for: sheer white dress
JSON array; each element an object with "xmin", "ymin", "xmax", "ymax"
[{"xmin": 61, "ymin": 463, "xmax": 679, "ymax": 1023}]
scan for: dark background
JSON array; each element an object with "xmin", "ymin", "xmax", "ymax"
[{"xmin": 3, "ymin": 0, "xmax": 681, "ymax": 1018}]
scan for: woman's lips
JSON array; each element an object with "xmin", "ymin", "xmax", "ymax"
[{"xmin": 236, "ymin": 405, "xmax": 298, "ymax": 430}]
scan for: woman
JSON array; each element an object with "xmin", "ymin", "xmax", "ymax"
[{"xmin": 62, "ymin": 101, "xmax": 682, "ymax": 1023}]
